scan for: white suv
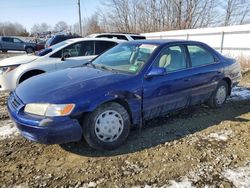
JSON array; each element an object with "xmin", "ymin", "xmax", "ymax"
[
  {"xmin": 87, "ymin": 33, "xmax": 146, "ymax": 41},
  {"xmin": 0, "ymin": 38, "xmax": 122, "ymax": 92}
]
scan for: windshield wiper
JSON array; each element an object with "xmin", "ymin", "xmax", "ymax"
[
  {"xmin": 99, "ymin": 65, "xmax": 118, "ymax": 73},
  {"xmin": 84, "ymin": 61, "xmax": 96, "ymax": 69}
]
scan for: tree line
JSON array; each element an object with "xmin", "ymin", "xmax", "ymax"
[
  {"xmin": 96, "ymin": 0, "xmax": 250, "ymax": 33},
  {"xmin": 0, "ymin": 0, "xmax": 249, "ymax": 37}
]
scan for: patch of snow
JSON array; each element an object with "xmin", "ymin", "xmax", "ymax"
[
  {"xmin": 0, "ymin": 120, "xmax": 19, "ymax": 140},
  {"xmin": 229, "ymin": 86, "xmax": 250, "ymax": 101},
  {"xmin": 204, "ymin": 129, "xmax": 233, "ymax": 141},
  {"xmin": 167, "ymin": 178, "xmax": 195, "ymax": 188},
  {"xmin": 223, "ymin": 164, "xmax": 250, "ymax": 188}
]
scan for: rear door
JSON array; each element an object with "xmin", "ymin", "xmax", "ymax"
[
  {"xmin": 1, "ymin": 37, "xmax": 14, "ymax": 50},
  {"xmin": 186, "ymin": 44, "xmax": 224, "ymax": 105},
  {"xmin": 142, "ymin": 45, "xmax": 193, "ymax": 120}
]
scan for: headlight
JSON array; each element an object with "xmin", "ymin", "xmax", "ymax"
[
  {"xmin": 24, "ymin": 103, "xmax": 75, "ymax": 117},
  {"xmin": 0, "ymin": 64, "xmax": 20, "ymax": 75}
]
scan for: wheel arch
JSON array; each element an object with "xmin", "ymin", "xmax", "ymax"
[
  {"xmin": 222, "ymin": 77, "xmax": 232, "ymax": 95},
  {"xmin": 18, "ymin": 69, "xmax": 46, "ymax": 84},
  {"xmin": 81, "ymin": 97, "xmax": 134, "ymax": 125}
]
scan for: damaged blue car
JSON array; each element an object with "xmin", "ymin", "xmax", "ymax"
[{"xmin": 7, "ymin": 40, "xmax": 242, "ymax": 150}]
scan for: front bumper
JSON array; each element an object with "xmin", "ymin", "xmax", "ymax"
[
  {"xmin": 0, "ymin": 74, "xmax": 15, "ymax": 92},
  {"xmin": 7, "ymin": 93, "xmax": 83, "ymax": 144}
]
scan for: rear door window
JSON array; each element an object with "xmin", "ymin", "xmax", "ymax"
[
  {"xmin": 95, "ymin": 41, "xmax": 117, "ymax": 55},
  {"xmin": 96, "ymin": 35, "xmax": 113, "ymax": 39},
  {"xmin": 80, "ymin": 41, "xmax": 95, "ymax": 56},
  {"xmin": 2, "ymin": 37, "xmax": 13, "ymax": 42},
  {"xmin": 116, "ymin": 35, "xmax": 128, "ymax": 40},
  {"xmin": 187, "ymin": 45, "xmax": 215, "ymax": 67}
]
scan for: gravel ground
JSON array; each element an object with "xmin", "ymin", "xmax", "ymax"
[{"xmin": 0, "ymin": 53, "xmax": 249, "ymax": 187}]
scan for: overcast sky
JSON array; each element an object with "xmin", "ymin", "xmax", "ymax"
[{"xmin": 0, "ymin": 0, "xmax": 101, "ymax": 31}]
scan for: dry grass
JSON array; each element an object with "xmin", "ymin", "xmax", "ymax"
[{"xmin": 237, "ymin": 55, "xmax": 250, "ymax": 70}]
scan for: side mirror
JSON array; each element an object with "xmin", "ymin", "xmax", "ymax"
[
  {"xmin": 61, "ymin": 52, "xmax": 70, "ymax": 61},
  {"xmin": 145, "ymin": 67, "xmax": 166, "ymax": 79}
]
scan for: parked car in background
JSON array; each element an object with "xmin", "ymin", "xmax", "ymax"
[
  {"xmin": 35, "ymin": 40, "xmax": 46, "ymax": 51},
  {"xmin": 88, "ymin": 33, "xmax": 146, "ymax": 41},
  {"xmin": 0, "ymin": 38, "xmax": 122, "ymax": 91},
  {"xmin": 0, "ymin": 36, "xmax": 37, "ymax": 53},
  {"xmin": 45, "ymin": 34, "xmax": 82, "ymax": 48},
  {"xmin": 7, "ymin": 40, "xmax": 242, "ymax": 150}
]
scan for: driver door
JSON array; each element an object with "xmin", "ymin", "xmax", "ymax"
[
  {"xmin": 142, "ymin": 45, "xmax": 193, "ymax": 120},
  {"xmin": 13, "ymin": 38, "xmax": 25, "ymax": 51}
]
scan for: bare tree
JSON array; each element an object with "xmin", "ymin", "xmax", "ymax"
[
  {"xmin": 31, "ymin": 23, "xmax": 51, "ymax": 35},
  {"xmin": 97, "ymin": 0, "xmax": 218, "ymax": 33},
  {"xmin": 219, "ymin": 0, "xmax": 250, "ymax": 26},
  {"xmin": 0, "ymin": 22, "xmax": 27, "ymax": 36},
  {"xmin": 54, "ymin": 21, "xmax": 69, "ymax": 32},
  {"xmin": 84, "ymin": 15, "xmax": 104, "ymax": 35}
]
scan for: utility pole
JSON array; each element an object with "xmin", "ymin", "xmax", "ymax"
[{"xmin": 78, "ymin": 0, "xmax": 82, "ymax": 36}]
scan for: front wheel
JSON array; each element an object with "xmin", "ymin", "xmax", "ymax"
[
  {"xmin": 208, "ymin": 80, "xmax": 229, "ymax": 108},
  {"xmin": 83, "ymin": 102, "xmax": 131, "ymax": 150}
]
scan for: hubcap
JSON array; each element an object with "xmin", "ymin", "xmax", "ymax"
[
  {"xmin": 27, "ymin": 48, "xmax": 33, "ymax": 53},
  {"xmin": 94, "ymin": 110, "xmax": 124, "ymax": 142},
  {"xmin": 215, "ymin": 85, "xmax": 227, "ymax": 105}
]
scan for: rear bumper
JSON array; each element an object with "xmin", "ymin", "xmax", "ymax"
[
  {"xmin": 7, "ymin": 94, "xmax": 83, "ymax": 144},
  {"xmin": 232, "ymin": 75, "xmax": 242, "ymax": 87}
]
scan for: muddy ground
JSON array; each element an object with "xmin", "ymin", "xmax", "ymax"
[{"xmin": 0, "ymin": 53, "xmax": 249, "ymax": 187}]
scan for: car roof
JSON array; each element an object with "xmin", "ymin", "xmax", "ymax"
[
  {"xmin": 88, "ymin": 33, "xmax": 143, "ymax": 37},
  {"xmin": 124, "ymin": 39, "xmax": 206, "ymax": 46},
  {"xmin": 65, "ymin": 37, "xmax": 125, "ymax": 44}
]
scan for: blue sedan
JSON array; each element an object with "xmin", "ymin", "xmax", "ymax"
[{"xmin": 7, "ymin": 40, "xmax": 242, "ymax": 150}]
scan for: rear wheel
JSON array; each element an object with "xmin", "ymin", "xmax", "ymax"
[
  {"xmin": 83, "ymin": 102, "xmax": 131, "ymax": 150},
  {"xmin": 208, "ymin": 80, "xmax": 228, "ymax": 108},
  {"xmin": 25, "ymin": 47, "xmax": 34, "ymax": 54}
]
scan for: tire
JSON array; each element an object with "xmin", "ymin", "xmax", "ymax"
[
  {"xmin": 83, "ymin": 102, "xmax": 131, "ymax": 150},
  {"xmin": 208, "ymin": 80, "xmax": 228, "ymax": 108},
  {"xmin": 2, "ymin": 50, "xmax": 7, "ymax": 53},
  {"xmin": 25, "ymin": 47, "xmax": 34, "ymax": 54}
]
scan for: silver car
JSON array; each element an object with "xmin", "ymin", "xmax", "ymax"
[{"xmin": 0, "ymin": 36, "xmax": 36, "ymax": 53}]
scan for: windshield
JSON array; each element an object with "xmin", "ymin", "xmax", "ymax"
[
  {"xmin": 92, "ymin": 43, "xmax": 158, "ymax": 74},
  {"xmin": 36, "ymin": 41, "xmax": 68, "ymax": 56},
  {"xmin": 45, "ymin": 37, "xmax": 53, "ymax": 46}
]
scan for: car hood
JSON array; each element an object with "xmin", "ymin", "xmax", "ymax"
[
  {"xmin": 15, "ymin": 67, "xmax": 131, "ymax": 104},
  {"xmin": 0, "ymin": 55, "xmax": 38, "ymax": 67}
]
